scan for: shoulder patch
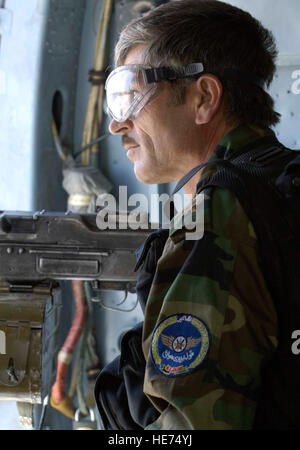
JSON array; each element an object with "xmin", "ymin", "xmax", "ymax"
[{"xmin": 150, "ymin": 314, "xmax": 210, "ymax": 377}]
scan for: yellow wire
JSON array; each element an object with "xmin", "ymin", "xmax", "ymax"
[{"xmin": 81, "ymin": 0, "xmax": 114, "ymax": 166}]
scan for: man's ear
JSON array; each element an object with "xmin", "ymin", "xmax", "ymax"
[{"xmin": 193, "ymin": 74, "xmax": 223, "ymax": 125}]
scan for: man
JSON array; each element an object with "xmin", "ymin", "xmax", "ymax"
[{"xmin": 95, "ymin": 0, "xmax": 292, "ymax": 429}]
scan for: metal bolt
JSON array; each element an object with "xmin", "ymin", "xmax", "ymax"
[
  {"xmin": 18, "ymin": 248, "xmax": 25, "ymax": 254},
  {"xmin": 7, "ymin": 247, "xmax": 13, "ymax": 254},
  {"xmin": 7, "ymin": 358, "xmax": 18, "ymax": 384},
  {"xmin": 7, "ymin": 367, "xmax": 18, "ymax": 383}
]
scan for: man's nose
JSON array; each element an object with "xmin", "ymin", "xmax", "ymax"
[{"xmin": 109, "ymin": 118, "xmax": 133, "ymax": 135}]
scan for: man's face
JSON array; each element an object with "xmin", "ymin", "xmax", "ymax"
[{"xmin": 108, "ymin": 45, "xmax": 199, "ymax": 184}]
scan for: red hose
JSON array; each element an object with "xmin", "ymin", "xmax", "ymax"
[{"xmin": 51, "ymin": 280, "xmax": 87, "ymax": 405}]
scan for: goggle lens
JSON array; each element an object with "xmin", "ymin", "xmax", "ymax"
[{"xmin": 105, "ymin": 65, "xmax": 156, "ymax": 122}]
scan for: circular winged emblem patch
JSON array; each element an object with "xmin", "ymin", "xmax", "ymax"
[{"xmin": 151, "ymin": 314, "xmax": 210, "ymax": 377}]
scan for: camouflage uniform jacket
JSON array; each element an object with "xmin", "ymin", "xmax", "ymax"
[{"xmin": 142, "ymin": 124, "xmax": 278, "ymax": 430}]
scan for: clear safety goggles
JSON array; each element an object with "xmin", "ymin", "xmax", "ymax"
[{"xmin": 105, "ymin": 63, "xmax": 205, "ymax": 122}]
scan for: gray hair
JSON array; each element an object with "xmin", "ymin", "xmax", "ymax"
[{"xmin": 113, "ymin": 0, "xmax": 280, "ymax": 127}]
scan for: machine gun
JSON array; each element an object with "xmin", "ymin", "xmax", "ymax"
[
  {"xmin": 0, "ymin": 210, "xmax": 156, "ymax": 292},
  {"xmin": 0, "ymin": 210, "xmax": 157, "ymax": 409}
]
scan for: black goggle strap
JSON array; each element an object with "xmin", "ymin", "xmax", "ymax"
[
  {"xmin": 142, "ymin": 63, "xmax": 204, "ymax": 83},
  {"xmin": 142, "ymin": 64, "xmax": 265, "ymax": 90}
]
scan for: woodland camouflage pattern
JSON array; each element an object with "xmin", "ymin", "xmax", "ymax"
[{"xmin": 142, "ymin": 125, "xmax": 278, "ymax": 430}]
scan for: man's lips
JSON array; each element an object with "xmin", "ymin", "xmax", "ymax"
[
  {"xmin": 122, "ymin": 136, "xmax": 139, "ymax": 152},
  {"xmin": 124, "ymin": 144, "xmax": 139, "ymax": 151}
]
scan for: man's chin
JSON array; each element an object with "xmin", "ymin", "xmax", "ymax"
[
  {"xmin": 134, "ymin": 166, "xmax": 158, "ymax": 184},
  {"xmin": 134, "ymin": 166, "xmax": 171, "ymax": 185}
]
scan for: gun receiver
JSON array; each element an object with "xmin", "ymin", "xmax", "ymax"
[{"xmin": 0, "ymin": 210, "xmax": 158, "ymax": 293}]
